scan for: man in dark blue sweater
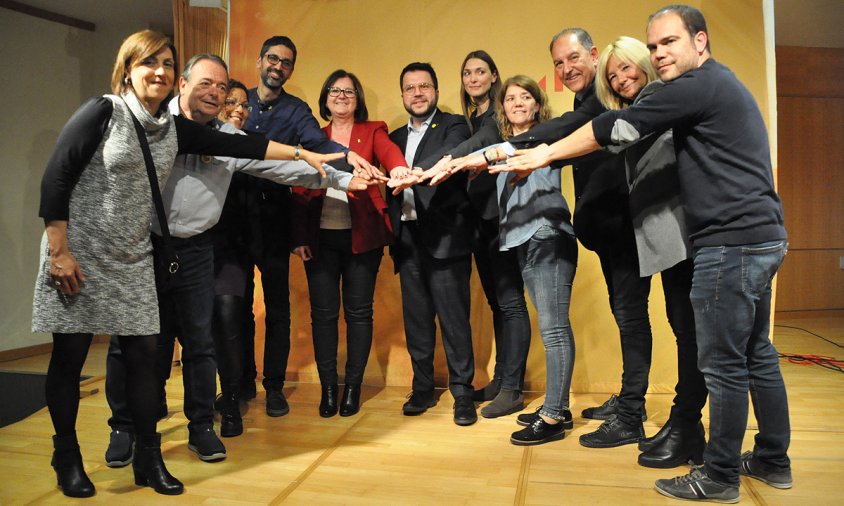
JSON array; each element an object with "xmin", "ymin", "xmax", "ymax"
[{"xmin": 499, "ymin": 4, "xmax": 791, "ymax": 503}]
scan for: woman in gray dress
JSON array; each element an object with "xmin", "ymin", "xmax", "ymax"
[{"xmin": 32, "ymin": 30, "xmax": 340, "ymax": 498}]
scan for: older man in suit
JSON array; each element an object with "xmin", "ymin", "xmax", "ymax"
[{"xmin": 387, "ymin": 62, "xmax": 475, "ymax": 426}]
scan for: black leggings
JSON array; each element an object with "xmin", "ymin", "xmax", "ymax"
[
  {"xmin": 48, "ymin": 333, "xmax": 159, "ymax": 436},
  {"xmin": 213, "ymin": 294, "xmax": 245, "ymax": 395}
]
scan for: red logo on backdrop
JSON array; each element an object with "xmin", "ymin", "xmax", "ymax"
[{"xmin": 537, "ymin": 73, "xmax": 567, "ymax": 93}]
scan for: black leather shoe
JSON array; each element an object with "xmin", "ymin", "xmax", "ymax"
[
  {"xmin": 105, "ymin": 429, "xmax": 134, "ymax": 467},
  {"xmin": 241, "ymin": 380, "xmax": 257, "ymax": 401},
  {"xmin": 133, "ymin": 433, "xmax": 184, "ymax": 495},
  {"xmin": 220, "ymin": 392, "xmax": 243, "ymax": 438},
  {"xmin": 516, "ymin": 406, "xmax": 573, "ymax": 430},
  {"xmin": 453, "ymin": 395, "xmax": 478, "ymax": 426},
  {"xmin": 471, "ymin": 377, "xmax": 501, "ymax": 402},
  {"xmin": 339, "ymin": 384, "xmax": 361, "ymax": 417},
  {"xmin": 510, "ymin": 418, "xmax": 566, "ymax": 446},
  {"xmin": 319, "ymin": 384, "xmax": 339, "ymax": 418},
  {"xmin": 187, "ymin": 427, "xmax": 227, "ymax": 462},
  {"xmin": 638, "ymin": 423, "xmax": 705, "ymax": 468},
  {"xmin": 266, "ymin": 389, "xmax": 290, "ymax": 417},
  {"xmin": 581, "ymin": 394, "xmax": 647, "ymax": 421},
  {"xmin": 402, "ymin": 391, "xmax": 436, "ymax": 415},
  {"xmin": 52, "ymin": 434, "xmax": 96, "ymax": 498},
  {"xmin": 639, "ymin": 417, "xmax": 674, "ymax": 452},
  {"xmin": 579, "ymin": 416, "xmax": 644, "ymax": 448}
]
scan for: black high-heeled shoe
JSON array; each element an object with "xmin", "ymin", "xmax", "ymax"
[
  {"xmin": 339, "ymin": 384, "xmax": 361, "ymax": 417},
  {"xmin": 52, "ymin": 434, "xmax": 95, "ymax": 498},
  {"xmin": 319, "ymin": 384, "xmax": 339, "ymax": 418},
  {"xmin": 132, "ymin": 433, "xmax": 184, "ymax": 495}
]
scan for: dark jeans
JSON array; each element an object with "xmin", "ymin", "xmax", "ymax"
[
  {"xmin": 693, "ymin": 240, "xmax": 790, "ymax": 485},
  {"xmin": 154, "ymin": 232, "xmax": 217, "ymax": 431},
  {"xmin": 105, "ymin": 335, "xmax": 168, "ymax": 430},
  {"xmin": 398, "ymin": 222, "xmax": 475, "ymax": 398},
  {"xmin": 661, "ymin": 259, "xmax": 708, "ymax": 427},
  {"xmin": 473, "ymin": 217, "xmax": 531, "ymax": 391},
  {"xmin": 597, "ymin": 228, "xmax": 653, "ymax": 426},
  {"xmin": 304, "ymin": 229, "xmax": 383, "ymax": 385},
  {"xmin": 516, "ymin": 225, "xmax": 577, "ymax": 421}
]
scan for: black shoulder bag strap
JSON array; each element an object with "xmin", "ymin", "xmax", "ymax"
[{"xmin": 127, "ymin": 110, "xmax": 180, "ymax": 275}]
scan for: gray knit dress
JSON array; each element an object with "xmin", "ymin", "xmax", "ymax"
[{"xmin": 32, "ymin": 92, "xmax": 179, "ymax": 336}]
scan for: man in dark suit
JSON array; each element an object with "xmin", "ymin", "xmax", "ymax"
[{"xmin": 387, "ymin": 62, "xmax": 476, "ymax": 426}]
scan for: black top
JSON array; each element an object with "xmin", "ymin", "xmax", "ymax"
[
  {"xmin": 592, "ymin": 59, "xmax": 786, "ymax": 247},
  {"xmin": 39, "ymin": 97, "xmax": 269, "ymax": 222}
]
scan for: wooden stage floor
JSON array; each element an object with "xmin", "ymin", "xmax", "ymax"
[{"xmin": 0, "ymin": 317, "xmax": 841, "ymax": 505}]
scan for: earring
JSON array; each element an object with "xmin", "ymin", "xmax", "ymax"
[{"xmin": 124, "ymin": 76, "xmax": 131, "ymax": 85}]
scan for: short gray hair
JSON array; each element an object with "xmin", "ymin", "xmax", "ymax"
[
  {"xmin": 549, "ymin": 28, "xmax": 594, "ymax": 52},
  {"xmin": 182, "ymin": 53, "xmax": 228, "ymax": 81}
]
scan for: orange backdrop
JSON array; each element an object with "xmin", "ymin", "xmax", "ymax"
[{"xmin": 228, "ymin": 0, "xmax": 774, "ymax": 393}]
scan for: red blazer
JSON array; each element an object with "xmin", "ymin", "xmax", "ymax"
[{"xmin": 291, "ymin": 121, "xmax": 406, "ymax": 255}]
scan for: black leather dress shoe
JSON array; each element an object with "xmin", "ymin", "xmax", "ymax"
[
  {"xmin": 579, "ymin": 416, "xmax": 644, "ymax": 448},
  {"xmin": 319, "ymin": 384, "xmax": 339, "ymax": 418},
  {"xmin": 339, "ymin": 384, "xmax": 361, "ymax": 417},
  {"xmin": 402, "ymin": 391, "xmax": 436, "ymax": 415},
  {"xmin": 510, "ymin": 418, "xmax": 566, "ymax": 446},
  {"xmin": 516, "ymin": 406, "xmax": 573, "ymax": 430},
  {"xmin": 638, "ymin": 423, "xmax": 705, "ymax": 468},
  {"xmin": 453, "ymin": 395, "xmax": 478, "ymax": 426},
  {"xmin": 582, "ymin": 394, "xmax": 647, "ymax": 421}
]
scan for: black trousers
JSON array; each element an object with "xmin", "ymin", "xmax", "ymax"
[
  {"xmin": 472, "ymin": 216, "xmax": 531, "ymax": 391},
  {"xmin": 397, "ymin": 222, "xmax": 475, "ymax": 398},
  {"xmin": 304, "ymin": 229, "xmax": 383, "ymax": 385}
]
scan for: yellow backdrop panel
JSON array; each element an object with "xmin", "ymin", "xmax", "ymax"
[{"xmin": 229, "ymin": 0, "xmax": 772, "ymax": 393}]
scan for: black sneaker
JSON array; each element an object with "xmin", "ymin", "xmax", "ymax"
[
  {"xmin": 402, "ymin": 391, "xmax": 436, "ymax": 415},
  {"xmin": 655, "ymin": 468, "xmax": 739, "ymax": 503},
  {"xmin": 739, "ymin": 451, "xmax": 793, "ymax": 489},
  {"xmin": 187, "ymin": 427, "xmax": 227, "ymax": 462},
  {"xmin": 510, "ymin": 418, "xmax": 566, "ymax": 446},
  {"xmin": 516, "ymin": 406, "xmax": 573, "ymax": 430},
  {"xmin": 105, "ymin": 429, "xmax": 134, "ymax": 467},
  {"xmin": 453, "ymin": 395, "xmax": 478, "ymax": 426},
  {"xmin": 581, "ymin": 394, "xmax": 647, "ymax": 421},
  {"xmin": 579, "ymin": 416, "xmax": 644, "ymax": 448},
  {"xmin": 266, "ymin": 390, "xmax": 289, "ymax": 417}
]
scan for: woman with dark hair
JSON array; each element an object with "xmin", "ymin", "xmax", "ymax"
[
  {"xmin": 443, "ymin": 75, "xmax": 577, "ymax": 445},
  {"xmin": 412, "ymin": 51, "xmax": 532, "ymax": 418},
  {"xmin": 218, "ymin": 79, "xmax": 250, "ymax": 129},
  {"xmin": 32, "ymin": 30, "xmax": 339, "ymax": 497},
  {"xmin": 291, "ymin": 69, "xmax": 408, "ymax": 417}
]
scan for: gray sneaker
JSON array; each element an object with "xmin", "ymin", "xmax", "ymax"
[
  {"xmin": 655, "ymin": 468, "xmax": 739, "ymax": 503},
  {"xmin": 739, "ymin": 451, "xmax": 793, "ymax": 489}
]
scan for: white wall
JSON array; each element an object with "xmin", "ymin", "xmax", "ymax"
[{"xmin": 0, "ymin": 7, "xmax": 167, "ymax": 352}]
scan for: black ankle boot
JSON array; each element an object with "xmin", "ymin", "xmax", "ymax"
[
  {"xmin": 133, "ymin": 433, "xmax": 184, "ymax": 495},
  {"xmin": 319, "ymin": 384, "xmax": 339, "ymax": 418},
  {"xmin": 471, "ymin": 377, "xmax": 501, "ymax": 402},
  {"xmin": 639, "ymin": 417, "xmax": 674, "ymax": 452},
  {"xmin": 339, "ymin": 384, "xmax": 361, "ymax": 417},
  {"xmin": 52, "ymin": 434, "xmax": 95, "ymax": 498},
  {"xmin": 220, "ymin": 391, "xmax": 243, "ymax": 437},
  {"xmin": 638, "ymin": 422, "xmax": 706, "ymax": 469}
]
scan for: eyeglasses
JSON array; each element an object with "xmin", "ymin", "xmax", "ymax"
[
  {"xmin": 265, "ymin": 54, "xmax": 294, "ymax": 70},
  {"xmin": 327, "ymin": 87, "xmax": 357, "ymax": 98},
  {"xmin": 224, "ymin": 98, "xmax": 252, "ymax": 111},
  {"xmin": 402, "ymin": 82, "xmax": 435, "ymax": 95}
]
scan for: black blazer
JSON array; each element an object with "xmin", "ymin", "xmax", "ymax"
[
  {"xmin": 388, "ymin": 109, "xmax": 472, "ymax": 264},
  {"xmin": 509, "ymin": 83, "xmax": 629, "ymax": 252}
]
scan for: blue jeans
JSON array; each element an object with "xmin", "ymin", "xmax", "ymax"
[
  {"xmin": 692, "ymin": 240, "xmax": 790, "ymax": 485},
  {"xmin": 516, "ymin": 225, "xmax": 577, "ymax": 420}
]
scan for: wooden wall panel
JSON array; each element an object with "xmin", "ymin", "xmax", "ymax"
[
  {"xmin": 775, "ymin": 46, "xmax": 844, "ymax": 314},
  {"xmin": 776, "ymin": 250, "xmax": 844, "ymax": 312}
]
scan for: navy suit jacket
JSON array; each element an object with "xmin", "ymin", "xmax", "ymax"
[{"xmin": 388, "ymin": 109, "xmax": 471, "ymax": 265}]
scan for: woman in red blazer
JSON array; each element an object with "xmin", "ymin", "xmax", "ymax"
[{"xmin": 292, "ymin": 69, "xmax": 407, "ymax": 418}]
